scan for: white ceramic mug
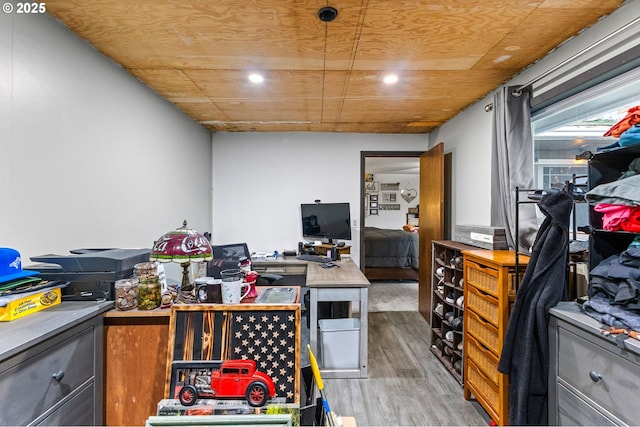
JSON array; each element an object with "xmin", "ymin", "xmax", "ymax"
[{"xmin": 221, "ymin": 279, "xmax": 250, "ymax": 303}]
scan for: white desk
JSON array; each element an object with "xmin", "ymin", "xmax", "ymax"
[{"xmin": 306, "ymin": 258, "xmax": 369, "ymax": 379}]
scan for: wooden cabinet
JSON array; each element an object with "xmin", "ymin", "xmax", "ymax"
[
  {"xmin": 430, "ymin": 240, "xmax": 475, "ymax": 384},
  {"xmin": 462, "ymin": 249, "xmax": 528, "ymax": 426},
  {"xmin": 103, "ymin": 287, "xmax": 303, "ymax": 426},
  {"xmin": 549, "ymin": 302, "xmax": 640, "ymax": 426},
  {"xmin": 104, "ymin": 310, "xmax": 170, "ymax": 426},
  {"xmin": 0, "ymin": 302, "xmax": 111, "ymax": 426}
]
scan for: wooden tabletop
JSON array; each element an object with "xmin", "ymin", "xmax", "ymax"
[
  {"xmin": 461, "ymin": 249, "xmax": 530, "ymax": 266},
  {"xmin": 104, "ymin": 286, "xmax": 300, "ymax": 318},
  {"xmin": 306, "ymin": 258, "xmax": 370, "ymax": 288}
]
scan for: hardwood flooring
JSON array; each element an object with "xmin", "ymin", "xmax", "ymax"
[{"xmin": 322, "ymin": 282, "xmax": 489, "ymax": 426}]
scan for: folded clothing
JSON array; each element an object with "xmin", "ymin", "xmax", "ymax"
[
  {"xmin": 604, "ymin": 105, "xmax": 640, "ymax": 138},
  {"xmin": 594, "ymin": 203, "xmax": 640, "ymax": 231},
  {"xmin": 619, "ymin": 124, "xmax": 640, "ymax": 147},
  {"xmin": 583, "ymin": 293, "xmax": 640, "ymax": 331},
  {"xmin": 586, "ymin": 174, "xmax": 640, "ymax": 206}
]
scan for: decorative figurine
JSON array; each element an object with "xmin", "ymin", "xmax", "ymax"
[{"xmin": 177, "ymin": 359, "xmax": 276, "ymax": 408}]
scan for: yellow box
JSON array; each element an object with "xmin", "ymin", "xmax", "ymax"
[{"xmin": 0, "ymin": 287, "xmax": 61, "ymax": 321}]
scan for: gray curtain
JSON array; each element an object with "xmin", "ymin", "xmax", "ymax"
[{"xmin": 490, "ymin": 86, "xmax": 537, "ymax": 253}]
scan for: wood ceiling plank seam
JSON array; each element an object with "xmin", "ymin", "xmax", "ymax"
[
  {"xmin": 469, "ymin": 2, "xmax": 541, "ymax": 71},
  {"xmin": 333, "ymin": 0, "xmax": 370, "ymax": 130},
  {"xmin": 179, "ymin": 68, "xmax": 233, "ymax": 123}
]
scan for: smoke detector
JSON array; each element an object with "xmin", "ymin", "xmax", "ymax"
[{"xmin": 318, "ymin": 6, "xmax": 338, "ymax": 22}]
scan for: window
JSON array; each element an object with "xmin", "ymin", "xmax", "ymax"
[
  {"xmin": 531, "ymin": 67, "xmax": 640, "ymax": 233},
  {"xmin": 532, "ymin": 67, "xmax": 640, "ymax": 190}
]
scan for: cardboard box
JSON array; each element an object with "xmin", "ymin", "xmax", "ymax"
[{"xmin": 0, "ymin": 287, "xmax": 61, "ymax": 321}]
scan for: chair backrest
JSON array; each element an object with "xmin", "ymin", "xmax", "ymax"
[{"xmin": 207, "ymin": 243, "xmax": 251, "ymax": 278}]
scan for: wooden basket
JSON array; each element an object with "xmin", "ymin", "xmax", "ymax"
[
  {"xmin": 466, "ymin": 334, "xmax": 499, "ymax": 385},
  {"xmin": 467, "ymin": 359, "xmax": 499, "ymax": 416},
  {"xmin": 466, "ymin": 309, "xmax": 499, "ymax": 352},
  {"xmin": 465, "ymin": 261, "xmax": 499, "ymax": 295},
  {"xmin": 467, "ymin": 286, "xmax": 498, "ymax": 326}
]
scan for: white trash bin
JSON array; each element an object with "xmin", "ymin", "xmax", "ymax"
[{"xmin": 318, "ymin": 318, "xmax": 360, "ymax": 369}]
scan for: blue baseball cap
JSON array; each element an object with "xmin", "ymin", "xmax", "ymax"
[{"xmin": 0, "ymin": 248, "xmax": 39, "ymax": 284}]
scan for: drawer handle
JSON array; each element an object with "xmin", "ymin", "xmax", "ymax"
[
  {"xmin": 52, "ymin": 370, "xmax": 65, "ymax": 382},
  {"xmin": 589, "ymin": 371, "xmax": 602, "ymax": 383},
  {"xmin": 472, "ymin": 263, "xmax": 495, "ymax": 274}
]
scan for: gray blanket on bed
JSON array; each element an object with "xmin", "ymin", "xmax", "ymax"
[{"xmin": 363, "ymin": 227, "xmax": 419, "ymax": 269}]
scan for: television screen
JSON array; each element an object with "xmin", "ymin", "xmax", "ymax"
[{"xmin": 300, "ymin": 203, "xmax": 352, "ymax": 243}]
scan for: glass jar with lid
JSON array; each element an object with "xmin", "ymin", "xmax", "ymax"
[
  {"xmin": 114, "ymin": 278, "xmax": 138, "ymax": 311},
  {"xmin": 134, "ymin": 262, "xmax": 162, "ymax": 310}
]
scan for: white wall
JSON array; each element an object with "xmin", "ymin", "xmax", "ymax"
[
  {"xmin": 211, "ymin": 133, "xmax": 428, "ymax": 263},
  {"xmin": 364, "ymin": 173, "xmax": 419, "ymax": 229},
  {"xmin": 429, "ymin": 0, "xmax": 640, "ymax": 237},
  {"xmin": 1, "ymin": 5, "xmax": 212, "ymax": 280}
]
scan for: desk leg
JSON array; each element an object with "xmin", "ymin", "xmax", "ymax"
[
  {"xmin": 309, "ymin": 288, "xmax": 319, "ymax": 363},
  {"xmin": 360, "ymin": 287, "xmax": 368, "ymax": 378}
]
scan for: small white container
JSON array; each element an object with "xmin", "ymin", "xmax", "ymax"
[{"xmin": 318, "ymin": 318, "xmax": 360, "ymax": 369}]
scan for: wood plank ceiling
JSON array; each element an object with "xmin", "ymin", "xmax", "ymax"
[{"xmin": 45, "ymin": 0, "xmax": 624, "ymax": 134}]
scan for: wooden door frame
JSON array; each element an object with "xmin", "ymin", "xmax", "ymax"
[{"xmin": 359, "ymin": 151, "xmax": 425, "ymax": 270}]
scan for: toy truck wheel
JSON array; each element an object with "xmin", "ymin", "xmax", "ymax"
[
  {"xmin": 179, "ymin": 384, "xmax": 199, "ymax": 406},
  {"xmin": 246, "ymin": 381, "xmax": 268, "ymax": 407}
]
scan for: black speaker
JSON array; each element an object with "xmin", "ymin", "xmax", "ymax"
[{"xmin": 298, "ymin": 241, "xmax": 303, "ymax": 254}]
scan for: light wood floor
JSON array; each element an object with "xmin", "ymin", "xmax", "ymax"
[{"xmin": 323, "ymin": 283, "xmax": 489, "ymax": 426}]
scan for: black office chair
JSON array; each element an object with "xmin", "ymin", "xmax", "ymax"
[{"xmin": 207, "ymin": 243, "xmax": 283, "ymax": 285}]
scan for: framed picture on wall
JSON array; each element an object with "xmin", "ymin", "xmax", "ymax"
[
  {"xmin": 369, "ymin": 208, "xmax": 378, "ymax": 215},
  {"xmin": 369, "ymin": 194, "xmax": 378, "ymax": 202},
  {"xmin": 382, "ymin": 192, "xmax": 397, "ymax": 202},
  {"xmin": 365, "ymin": 181, "xmax": 379, "ymax": 193},
  {"xmin": 370, "ymin": 201, "xmax": 378, "ymax": 208}
]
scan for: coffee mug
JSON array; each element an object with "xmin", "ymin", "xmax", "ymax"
[
  {"xmin": 197, "ymin": 278, "xmax": 222, "ymax": 303},
  {"xmin": 221, "ymin": 279, "xmax": 250, "ymax": 303},
  {"xmin": 220, "ymin": 269, "xmax": 250, "ymax": 303}
]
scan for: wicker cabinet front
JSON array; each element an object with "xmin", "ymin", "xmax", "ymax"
[{"xmin": 462, "ymin": 249, "xmax": 527, "ymax": 426}]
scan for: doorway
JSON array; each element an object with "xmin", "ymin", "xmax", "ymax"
[
  {"xmin": 359, "ymin": 151, "xmax": 423, "ymax": 283},
  {"xmin": 360, "ymin": 146, "xmax": 450, "ymax": 322}
]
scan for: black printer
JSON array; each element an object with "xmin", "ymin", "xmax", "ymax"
[{"xmin": 29, "ymin": 248, "xmax": 151, "ymax": 301}]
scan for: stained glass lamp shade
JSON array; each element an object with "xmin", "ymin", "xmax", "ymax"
[{"xmin": 149, "ymin": 220, "xmax": 212, "ymax": 291}]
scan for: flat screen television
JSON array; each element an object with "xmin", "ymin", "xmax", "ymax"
[{"xmin": 300, "ymin": 202, "xmax": 352, "ymax": 243}]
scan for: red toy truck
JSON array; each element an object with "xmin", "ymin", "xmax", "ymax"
[{"xmin": 177, "ymin": 359, "xmax": 276, "ymax": 407}]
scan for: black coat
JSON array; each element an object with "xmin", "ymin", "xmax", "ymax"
[{"xmin": 498, "ymin": 191, "xmax": 573, "ymax": 425}]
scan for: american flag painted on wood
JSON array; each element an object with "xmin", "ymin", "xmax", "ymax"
[{"xmin": 165, "ymin": 304, "xmax": 301, "ymax": 404}]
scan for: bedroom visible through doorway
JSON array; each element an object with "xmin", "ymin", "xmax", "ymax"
[{"xmin": 361, "ymin": 153, "xmax": 422, "ymax": 283}]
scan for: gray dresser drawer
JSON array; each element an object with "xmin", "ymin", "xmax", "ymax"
[
  {"xmin": 556, "ymin": 321, "xmax": 640, "ymax": 425},
  {"xmin": 36, "ymin": 382, "xmax": 95, "ymax": 426},
  {"xmin": 0, "ymin": 324, "xmax": 95, "ymax": 425},
  {"xmin": 557, "ymin": 383, "xmax": 619, "ymax": 426}
]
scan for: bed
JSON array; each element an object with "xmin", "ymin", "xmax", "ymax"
[{"xmin": 363, "ymin": 227, "xmax": 419, "ymax": 281}]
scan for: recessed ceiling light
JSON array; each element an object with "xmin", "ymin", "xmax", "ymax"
[
  {"xmin": 248, "ymin": 73, "xmax": 264, "ymax": 84},
  {"xmin": 383, "ymin": 74, "xmax": 398, "ymax": 85}
]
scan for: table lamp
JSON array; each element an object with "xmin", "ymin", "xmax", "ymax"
[{"xmin": 149, "ymin": 220, "xmax": 212, "ymax": 291}]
